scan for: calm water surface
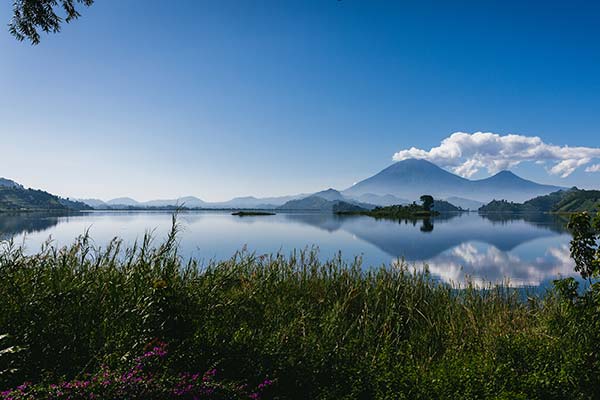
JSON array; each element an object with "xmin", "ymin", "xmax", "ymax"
[{"xmin": 0, "ymin": 211, "xmax": 574, "ymax": 287}]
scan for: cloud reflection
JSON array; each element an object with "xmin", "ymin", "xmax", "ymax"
[{"xmin": 415, "ymin": 242, "xmax": 575, "ymax": 287}]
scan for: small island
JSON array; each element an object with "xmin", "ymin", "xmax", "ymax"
[
  {"xmin": 231, "ymin": 211, "xmax": 276, "ymax": 216},
  {"xmin": 336, "ymin": 195, "xmax": 442, "ymax": 218}
]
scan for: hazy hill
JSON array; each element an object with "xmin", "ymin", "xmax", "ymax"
[
  {"xmin": 142, "ymin": 196, "xmax": 208, "ymax": 208},
  {"xmin": 106, "ymin": 197, "xmax": 140, "ymax": 207},
  {"xmin": 78, "ymin": 198, "xmax": 107, "ymax": 208},
  {"xmin": 81, "ymin": 193, "xmax": 309, "ymax": 209},
  {"xmin": 445, "ymin": 197, "xmax": 484, "ymax": 211},
  {"xmin": 278, "ymin": 191, "xmax": 374, "ymax": 212},
  {"xmin": 348, "ymin": 193, "xmax": 410, "ymax": 206},
  {"xmin": 343, "ymin": 159, "xmax": 564, "ymax": 203},
  {"xmin": 311, "ymin": 188, "xmax": 346, "ymax": 201},
  {"xmin": 277, "ymin": 196, "xmax": 336, "ymax": 211},
  {"xmin": 433, "ymin": 200, "xmax": 463, "ymax": 212}
]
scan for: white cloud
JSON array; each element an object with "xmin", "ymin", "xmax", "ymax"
[
  {"xmin": 392, "ymin": 132, "xmax": 600, "ymax": 178},
  {"xmin": 585, "ymin": 164, "xmax": 600, "ymax": 173}
]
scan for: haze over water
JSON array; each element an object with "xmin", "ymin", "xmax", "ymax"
[{"xmin": 0, "ymin": 211, "xmax": 574, "ymax": 288}]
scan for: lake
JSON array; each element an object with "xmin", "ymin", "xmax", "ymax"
[{"xmin": 0, "ymin": 211, "xmax": 575, "ymax": 288}]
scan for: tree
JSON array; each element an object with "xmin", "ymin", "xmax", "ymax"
[
  {"xmin": 9, "ymin": 0, "xmax": 94, "ymax": 45},
  {"xmin": 420, "ymin": 195, "xmax": 434, "ymax": 212},
  {"xmin": 567, "ymin": 211, "xmax": 600, "ymax": 281}
]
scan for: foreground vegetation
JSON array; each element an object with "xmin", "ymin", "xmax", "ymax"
[{"xmin": 1, "ymin": 215, "xmax": 600, "ymax": 399}]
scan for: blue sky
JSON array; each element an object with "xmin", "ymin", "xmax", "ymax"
[{"xmin": 1, "ymin": 0, "xmax": 599, "ymax": 201}]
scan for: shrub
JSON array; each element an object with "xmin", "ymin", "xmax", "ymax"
[{"xmin": 0, "ymin": 341, "xmax": 273, "ymax": 400}]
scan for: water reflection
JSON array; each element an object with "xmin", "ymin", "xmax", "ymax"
[
  {"xmin": 282, "ymin": 212, "xmax": 574, "ymax": 286},
  {"xmin": 479, "ymin": 213, "xmax": 569, "ymax": 234},
  {"xmin": 0, "ymin": 213, "xmax": 61, "ymax": 240},
  {"xmin": 0, "ymin": 211, "xmax": 574, "ymax": 287},
  {"xmin": 425, "ymin": 242, "xmax": 573, "ymax": 287}
]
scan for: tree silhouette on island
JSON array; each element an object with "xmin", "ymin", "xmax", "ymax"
[{"xmin": 336, "ymin": 194, "xmax": 442, "ymax": 219}]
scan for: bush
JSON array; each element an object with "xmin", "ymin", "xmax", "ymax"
[{"xmin": 0, "ymin": 341, "xmax": 272, "ymax": 400}]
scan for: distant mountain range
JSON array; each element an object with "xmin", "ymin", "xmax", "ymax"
[
  {"xmin": 343, "ymin": 159, "xmax": 564, "ymax": 203},
  {"xmin": 79, "ymin": 194, "xmax": 307, "ymax": 210},
  {"xmin": 76, "ymin": 160, "xmax": 566, "ymax": 209},
  {"xmin": 276, "ymin": 189, "xmax": 375, "ymax": 211},
  {"xmin": 2, "ymin": 158, "xmax": 580, "ymax": 213}
]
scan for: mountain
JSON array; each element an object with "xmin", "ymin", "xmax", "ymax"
[
  {"xmin": 277, "ymin": 196, "xmax": 369, "ymax": 212},
  {"xmin": 471, "ymin": 170, "xmax": 561, "ymax": 201},
  {"xmin": 433, "ymin": 200, "xmax": 463, "ymax": 212},
  {"xmin": 278, "ymin": 196, "xmax": 337, "ymax": 211},
  {"xmin": 312, "ymin": 188, "xmax": 346, "ymax": 201},
  {"xmin": 343, "ymin": 159, "xmax": 564, "ymax": 203},
  {"xmin": 277, "ymin": 190, "xmax": 374, "ymax": 211},
  {"xmin": 78, "ymin": 198, "xmax": 107, "ymax": 208},
  {"xmin": 214, "ymin": 194, "xmax": 307, "ymax": 208},
  {"xmin": 348, "ymin": 193, "xmax": 410, "ymax": 207},
  {"xmin": 0, "ymin": 181, "xmax": 91, "ymax": 212},
  {"xmin": 479, "ymin": 188, "xmax": 600, "ymax": 213},
  {"xmin": 81, "ymin": 193, "xmax": 309, "ymax": 209},
  {"xmin": 445, "ymin": 197, "xmax": 484, "ymax": 211},
  {"xmin": 106, "ymin": 197, "xmax": 140, "ymax": 207},
  {"xmin": 141, "ymin": 196, "xmax": 208, "ymax": 208}
]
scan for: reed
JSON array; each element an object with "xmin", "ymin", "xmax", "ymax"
[{"xmin": 0, "ymin": 218, "xmax": 598, "ymax": 399}]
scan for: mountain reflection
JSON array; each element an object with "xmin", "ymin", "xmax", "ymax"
[
  {"xmin": 0, "ymin": 213, "xmax": 61, "ymax": 240},
  {"xmin": 285, "ymin": 212, "xmax": 574, "ymax": 286},
  {"xmin": 478, "ymin": 213, "xmax": 569, "ymax": 234},
  {"xmin": 285, "ymin": 213, "xmax": 565, "ymax": 259}
]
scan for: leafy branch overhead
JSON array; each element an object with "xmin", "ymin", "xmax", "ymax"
[{"xmin": 9, "ymin": 0, "xmax": 94, "ymax": 45}]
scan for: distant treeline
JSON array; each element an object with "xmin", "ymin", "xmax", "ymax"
[
  {"xmin": 337, "ymin": 196, "xmax": 462, "ymax": 219},
  {"xmin": 480, "ymin": 188, "xmax": 600, "ymax": 213}
]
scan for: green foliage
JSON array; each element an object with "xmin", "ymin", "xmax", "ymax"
[
  {"xmin": 555, "ymin": 189, "xmax": 600, "ymax": 213},
  {"xmin": 479, "ymin": 188, "xmax": 600, "ymax": 214},
  {"xmin": 479, "ymin": 199, "xmax": 536, "ymax": 213},
  {"xmin": 337, "ymin": 201, "xmax": 440, "ymax": 219},
  {"xmin": 9, "ymin": 0, "xmax": 94, "ymax": 45},
  {"xmin": 567, "ymin": 211, "xmax": 600, "ymax": 280},
  {"xmin": 1, "ymin": 223, "xmax": 600, "ymax": 398},
  {"xmin": 419, "ymin": 194, "xmax": 434, "ymax": 211},
  {"xmin": 0, "ymin": 334, "xmax": 23, "ymax": 381}
]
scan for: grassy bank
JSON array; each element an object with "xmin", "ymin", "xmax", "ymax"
[{"xmin": 1, "ymin": 221, "xmax": 599, "ymax": 399}]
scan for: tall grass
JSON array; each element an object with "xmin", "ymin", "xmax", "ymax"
[{"xmin": 1, "ymin": 218, "xmax": 598, "ymax": 399}]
